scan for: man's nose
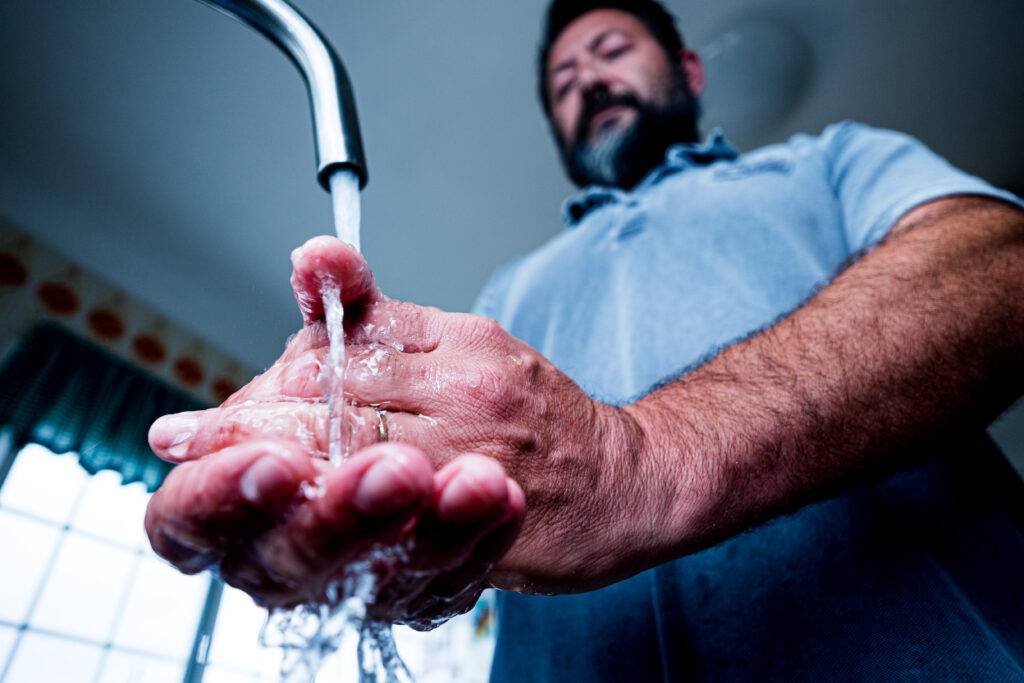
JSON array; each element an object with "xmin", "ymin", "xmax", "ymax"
[{"xmin": 575, "ymin": 59, "xmax": 608, "ymax": 93}]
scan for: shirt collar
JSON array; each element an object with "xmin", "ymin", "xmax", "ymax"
[{"xmin": 561, "ymin": 128, "xmax": 738, "ymax": 226}]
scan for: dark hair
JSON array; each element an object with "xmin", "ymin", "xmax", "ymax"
[{"xmin": 537, "ymin": 0, "xmax": 685, "ymax": 116}]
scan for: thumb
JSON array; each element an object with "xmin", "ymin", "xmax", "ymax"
[{"xmin": 290, "ymin": 235, "xmax": 381, "ymax": 323}]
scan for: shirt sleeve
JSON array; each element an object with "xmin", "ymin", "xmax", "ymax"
[{"xmin": 818, "ymin": 120, "xmax": 1024, "ymax": 252}]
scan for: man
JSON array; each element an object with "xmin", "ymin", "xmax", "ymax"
[{"xmin": 146, "ymin": 0, "xmax": 1024, "ymax": 679}]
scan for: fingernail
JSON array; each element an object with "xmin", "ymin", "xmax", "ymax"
[
  {"xmin": 168, "ymin": 433, "xmax": 193, "ymax": 458},
  {"xmin": 353, "ymin": 456, "xmax": 419, "ymax": 517},
  {"xmin": 150, "ymin": 414, "xmax": 200, "ymax": 457},
  {"xmin": 240, "ymin": 456, "xmax": 295, "ymax": 504}
]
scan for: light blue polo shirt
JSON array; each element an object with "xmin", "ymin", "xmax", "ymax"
[{"xmin": 476, "ymin": 122, "xmax": 1024, "ymax": 681}]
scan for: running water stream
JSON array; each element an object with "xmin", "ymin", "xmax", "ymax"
[
  {"xmin": 329, "ymin": 169, "xmax": 362, "ymax": 254},
  {"xmin": 258, "ymin": 169, "xmax": 414, "ymax": 682}
]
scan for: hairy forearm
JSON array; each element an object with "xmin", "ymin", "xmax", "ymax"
[{"xmin": 623, "ymin": 197, "xmax": 1024, "ymax": 565}]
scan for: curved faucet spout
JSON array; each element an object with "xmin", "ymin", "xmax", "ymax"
[{"xmin": 196, "ymin": 0, "xmax": 368, "ymax": 190}]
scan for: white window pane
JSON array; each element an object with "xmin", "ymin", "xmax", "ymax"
[
  {"xmin": 314, "ymin": 637, "xmax": 359, "ymax": 683},
  {"xmin": 0, "ymin": 444, "xmax": 86, "ymax": 523},
  {"xmin": 30, "ymin": 534, "xmax": 136, "ymax": 641},
  {"xmin": 111, "ymin": 557, "xmax": 207, "ymax": 659},
  {"xmin": 201, "ymin": 665, "xmax": 267, "ymax": 683},
  {"xmin": 207, "ymin": 586, "xmax": 281, "ymax": 676},
  {"xmin": 0, "ymin": 510, "xmax": 62, "ymax": 622},
  {"xmin": 71, "ymin": 469, "xmax": 150, "ymax": 549},
  {"xmin": 392, "ymin": 611, "xmax": 494, "ymax": 683},
  {"xmin": 95, "ymin": 650, "xmax": 185, "ymax": 683},
  {"xmin": 0, "ymin": 624, "xmax": 18, "ymax": 668},
  {"xmin": 3, "ymin": 631, "xmax": 103, "ymax": 683},
  {"xmin": 392, "ymin": 625, "xmax": 426, "ymax": 676}
]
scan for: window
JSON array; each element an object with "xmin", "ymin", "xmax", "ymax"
[{"xmin": 0, "ymin": 444, "xmax": 210, "ymax": 682}]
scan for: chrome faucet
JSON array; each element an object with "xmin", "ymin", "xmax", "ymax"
[{"xmin": 196, "ymin": 0, "xmax": 368, "ymax": 191}]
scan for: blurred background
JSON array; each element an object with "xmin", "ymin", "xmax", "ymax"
[{"xmin": 1, "ymin": 0, "xmax": 1022, "ymax": 681}]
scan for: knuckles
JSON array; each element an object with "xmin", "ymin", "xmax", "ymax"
[
  {"xmin": 452, "ymin": 314, "xmax": 507, "ymax": 351},
  {"xmin": 445, "ymin": 363, "xmax": 523, "ymax": 426},
  {"xmin": 280, "ymin": 348, "xmax": 327, "ymax": 397},
  {"xmin": 447, "ymin": 351, "xmax": 546, "ymax": 420}
]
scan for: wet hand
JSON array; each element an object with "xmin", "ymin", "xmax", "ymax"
[
  {"xmin": 285, "ymin": 237, "xmax": 649, "ymax": 593},
  {"xmin": 150, "ymin": 236, "xmax": 651, "ymax": 594},
  {"xmin": 144, "ymin": 438, "xmax": 523, "ymax": 626}
]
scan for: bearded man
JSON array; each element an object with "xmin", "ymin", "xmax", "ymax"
[{"xmin": 146, "ymin": 1, "xmax": 1024, "ymax": 680}]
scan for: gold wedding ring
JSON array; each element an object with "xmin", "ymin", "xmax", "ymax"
[{"xmin": 375, "ymin": 409, "xmax": 389, "ymax": 443}]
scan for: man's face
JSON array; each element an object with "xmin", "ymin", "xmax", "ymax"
[{"xmin": 545, "ymin": 9, "xmax": 701, "ymax": 189}]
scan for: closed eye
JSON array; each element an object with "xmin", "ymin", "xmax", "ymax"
[
  {"xmin": 555, "ymin": 79, "xmax": 576, "ymax": 101},
  {"xmin": 602, "ymin": 44, "xmax": 631, "ymax": 61}
]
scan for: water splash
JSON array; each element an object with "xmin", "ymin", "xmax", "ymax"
[
  {"xmin": 261, "ymin": 546, "xmax": 415, "ymax": 683},
  {"xmin": 265, "ymin": 168, "xmax": 413, "ymax": 682}
]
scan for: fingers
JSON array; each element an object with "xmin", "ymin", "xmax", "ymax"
[
  {"xmin": 413, "ymin": 454, "xmax": 523, "ymax": 569},
  {"xmin": 232, "ymin": 338, "xmax": 436, "ymax": 406},
  {"xmin": 386, "ymin": 456, "xmax": 517, "ymax": 574},
  {"xmin": 224, "ymin": 335, "xmax": 443, "ymax": 408},
  {"xmin": 149, "ymin": 403, "xmax": 329, "ymax": 463},
  {"xmin": 225, "ymin": 346, "xmax": 330, "ymax": 404},
  {"xmin": 150, "ymin": 441, "xmax": 525, "ymax": 620},
  {"xmin": 220, "ymin": 297, "xmax": 460, "ymax": 410},
  {"xmin": 152, "ymin": 441, "xmax": 435, "ymax": 605},
  {"xmin": 405, "ymin": 473, "xmax": 524, "ymax": 627},
  {"xmin": 237, "ymin": 444, "xmax": 436, "ymax": 598},
  {"xmin": 370, "ymin": 455, "xmax": 525, "ymax": 623},
  {"xmin": 344, "ymin": 301, "xmax": 444, "ymax": 353},
  {"xmin": 291, "ymin": 236, "xmax": 380, "ymax": 324},
  {"xmin": 343, "ymin": 345, "xmax": 445, "ymax": 413},
  {"xmin": 344, "ymin": 304, "xmax": 503, "ymax": 357},
  {"xmin": 277, "ymin": 323, "xmax": 330, "ymax": 364},
  {"xmin": 149, "ymin": 402, "xmax": 436, "ymax": 464},
  {"xmin": 400, "ymin": 480, "xmax": 523, "ymax": 629},
  {"xmin": 219, "ymin": 325, "xmax": 329, "ymax": 409},
  {"xmin": 145, "ymin": 439, "xmax": 317, "ymax": 574},
  {"xmin": 428, "ymin": 476, "xmax": 525, "ymax": 588},
  {"xmin": 315, "ymin": 443, "xmax": 436, "ymax": 521},
  {"xmin": 433, "ymin": 454, "xmax": 518, "ymax": 528}
]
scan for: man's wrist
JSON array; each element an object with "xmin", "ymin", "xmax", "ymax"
[{"xmin": 611, "ymin": 397, "xmax": 724, "ymax": 570}]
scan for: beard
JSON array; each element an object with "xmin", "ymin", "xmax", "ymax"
[{"xmin": 559, "ymin": 69, "xmax": 701, "ymax": 190}]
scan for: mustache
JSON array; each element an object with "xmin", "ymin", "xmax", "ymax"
[{"xmin": 573, "ymin": 89, "xmax": 643, "ymax": 144}]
